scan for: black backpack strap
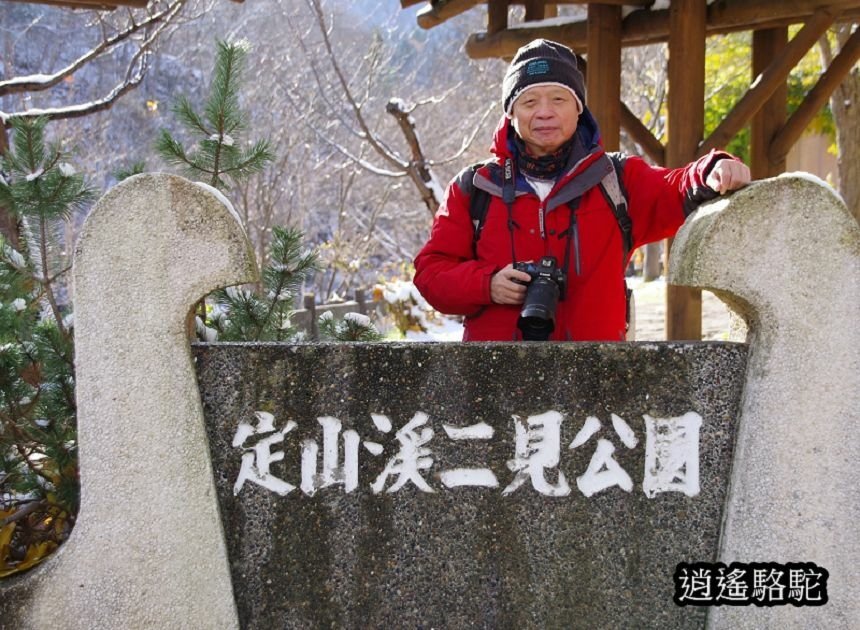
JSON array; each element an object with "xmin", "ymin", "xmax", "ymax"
[
  {"xmin": 454, "ymin": 161, "xmax": 493, "ymax": 256},
  {"xmin": 598, "ymin": 152, "xmax": 633, "ymax": 263},
  {"xmin": 597, "ymin": 152, "xmax": 636, "ymax": 335}
]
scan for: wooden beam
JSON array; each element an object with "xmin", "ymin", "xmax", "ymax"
[
  {"xmin": 620, "ymin": 105, "xmax": 665, "ymax": 165},
  {"xmin": 464, "ymin": 0, "xmax": 860, "ymax": 58},
  {"xmin": 467, "ymin": 19, "xmax": 588, "ymax": 58},
  {"xmin": 417, "ymin": 0, "xmax": 483, "ymax": 30},
  {"xmin": 401, "ymin": 0, "xmax": 424, "ymax": 7},
  {"xmin": 750, "ymin": 28, "xmax": 788, "ymax": 178},
  {"xmin": 587, "ymin": 3, "xmax": 622, "ymax": 151},
  {"xmin": 698, "ymin": 8, "xmax": 835, "ymax": 157},
  {"xmin": 666, "ymin": 0, "xmax": 706, "ymax": 341},
  {"xmin": 770, "ymin": 26, "xmax": 860, "ymax": 163}
]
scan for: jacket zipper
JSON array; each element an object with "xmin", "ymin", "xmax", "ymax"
[
  {"xmin": 538, "ymin": 201, "xmax": 546, "ymax": 240},
  {"xmin": 572, "ymin": 213, "xmax": 581, "ymax": 276}
]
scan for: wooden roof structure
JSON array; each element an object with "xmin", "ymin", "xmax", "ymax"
[{"xmin": 402, "ymin": 0, "xmax": 860, "ymax": 340}]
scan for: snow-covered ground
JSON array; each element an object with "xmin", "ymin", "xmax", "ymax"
[{"xmin": 403, "ymin": 315, "xmax": 464, "ymax": 341}]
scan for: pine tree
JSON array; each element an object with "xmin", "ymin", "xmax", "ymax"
[
  {"xmin": 0, "ymin": 116, "xmax": 93, "ymax": 576},
  {"xmin": 156, "ymin": 39, "xmax": 274, "ymax": 190},
  {"xmin": 318, "ymin": 310, "xmax": 384, "ymax": 342},
  {"xmin": 204, "ymin": 226, "xmax": 319, "ymax": 342}
]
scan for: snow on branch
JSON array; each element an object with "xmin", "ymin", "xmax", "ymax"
[
  {"xmin": 385, "ymin": 98, "xmax": 442, "ymax": 215},
  {"xmin": 0, "ymin": 0, "xmax": 187, "ymax": 97},
  {"xmin": 1, "ymin": 0, "xmax": 189, "ymax": 125}
]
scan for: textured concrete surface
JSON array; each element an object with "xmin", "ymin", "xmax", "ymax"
[
  {"xmin": 195, "ymin": 341, "xmax": 747, "ymax": 629},
  {"xmin": 0, "ymin": 174, "xmax": 256, "ymax": 629},
  {"xmin": 670, "ymin": 175, "xmax": 860, "ymax": 629}
]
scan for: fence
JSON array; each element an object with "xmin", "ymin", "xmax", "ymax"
[{"xmin": 290, "ymin": 289, "xmax": 383, "ymax": 339}]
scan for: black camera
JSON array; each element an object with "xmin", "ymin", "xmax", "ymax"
[{"xmin": 513, "ymin": 256, "xmax": 566, "ymax": 341}]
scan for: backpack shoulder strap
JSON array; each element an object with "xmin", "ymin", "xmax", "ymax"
[
  {"xmin": 599, "ymin": 152, "xmax": 633, "ymax": 262},
  {"xmin": 599, "ymin": 152, "xmax": 636, "ymax": 334},
  {"xmin": 454, "ymin": 160, "xmax": 494, "ymax": 254}
]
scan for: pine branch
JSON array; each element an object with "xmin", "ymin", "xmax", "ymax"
[
  {"xmin": 155, "ymin": 129, "xmax": 194, "ymax": 168},
  {"xmin": 220, "ymin": 140, "xmax": 275, "ymax": 177},
  {"xmin": 157, "ymin": 39, "xmax": 272, "ymax": 191},
  {"xmin": 173, "ymin": 97, "xmax": 210, "ymax": 137},
  {"xmin": 38, "ymin": 217, "xmax": 65, "ymax": 338}
]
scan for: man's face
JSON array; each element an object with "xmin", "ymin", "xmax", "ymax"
[{"xmin": 510, "ymin": 85, "xmax": 580, "ymax": 157}]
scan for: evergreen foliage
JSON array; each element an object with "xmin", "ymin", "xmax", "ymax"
[
  {"xmin": 204, "ymin": 226, "xmax": 320, "ymax": 342},
  {"xmin": 0, "ymin": 116, "xmax": 92, "ymax": 576},
  {"xmin": 156, "ymin": 39, "xmax": 275, "ymax": 190},
  {"xmin": 0, "ymin": 37, "xmax": 384, "ymax": 581},
  {"xmin": 318, "ymin": 310, "xmax": 384, "ymax": 342},
  {"xmin": 152, "ymin": 39, "xmax": 382, "ymax": 345},
  {"xmin": 113, "ymin": 161, "xmax": 147, "ymax": 183}
]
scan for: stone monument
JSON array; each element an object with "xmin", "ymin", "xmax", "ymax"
[{"xmin": 0, "ymin": 173, "xmax": 856, "ymax": 629}]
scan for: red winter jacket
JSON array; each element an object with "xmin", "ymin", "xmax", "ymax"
[{"xmin": 414, "ymin": 115, "xmax": 731, "ymax": 342}]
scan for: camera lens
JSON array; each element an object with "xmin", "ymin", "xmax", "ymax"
[{"xmin": 517, "ymin": 277, "xmax": 559, "ymax": 341}]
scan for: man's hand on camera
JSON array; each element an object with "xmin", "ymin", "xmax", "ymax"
[
  {"xmin": 491, "ymin": 263, "xmax": 532, "ymax": 304},
  {"xmin": 706, "ymin": 159, "xmax": 751, "ymax": 194}
]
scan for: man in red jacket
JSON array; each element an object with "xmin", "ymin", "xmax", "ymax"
[{"xmin": 413, "ymin": 39, "xmax": 749, "ymax": 342}]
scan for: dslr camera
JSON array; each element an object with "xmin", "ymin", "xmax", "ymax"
[{"xmin": 513, "ymin": 256, "xmax": 566, "ymax": 341}]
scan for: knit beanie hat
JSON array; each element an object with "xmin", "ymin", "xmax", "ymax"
[{"xmin": 502, "ymin": 39, "xmax": 585, "ymax": 116}]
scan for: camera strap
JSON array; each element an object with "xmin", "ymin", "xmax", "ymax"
[
  {"xmin": 558, "ymin": 198, "xmax": 582, "ymax": 300},
  {"xmin": 503, "ymin": 158, "xmax": 518, "ymax": 265}
]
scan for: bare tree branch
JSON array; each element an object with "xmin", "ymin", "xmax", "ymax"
[
  {"xmin": 430, "ymin": 100, "xmax": 497, "ymax": 166},
  {"xmin": 385, "ymin": 98, "xmax": 441, "ymax": 215},
  {"xmin": 0, "ymin": 0, "xmax": 187, "ymax": 97},
  {"xmin": 304, "ymin": 0, "xmax": 406, "ymax": 170}
]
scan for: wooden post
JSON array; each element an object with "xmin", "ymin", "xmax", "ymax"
[
  {"xmin": 587, "ymin": 3, "xmax": 623, "ymax": 151},
  {"xmin": 304, "ymin": 293, "xmax": 318, "ymax": 340},
  {"xmin": 751, "ymin": 28, "xmax": 788, "ymax": 178},
  {"xmin": 488, "ymin": 0, "xmax": 509, "ymax": 35},
  {"xmin": 524, "ymin": 0, "xmax": 545, "ymax": 21},
  {"xmin": 665, "ymin": 0, "xmax": 706, "ymax": 340},
  {"xmin": 356, "ymin": 288, "xmax": 367, "ymax": 315}
]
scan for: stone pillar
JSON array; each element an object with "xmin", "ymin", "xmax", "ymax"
[
  {"xmin": 0, "ymin": 174, "xmax": 256, "ymax": 629},
  {"xmin": 669, "ymin": 174, "xmax": 860, "ymax": 628}
]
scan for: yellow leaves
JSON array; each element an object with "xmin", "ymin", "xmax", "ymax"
[
  {"xmin": 0, "ymin": 519, "xmax": 15, "ymax": 566},
  {"xmin": 17, "ymin": 541, "xmax": 57, "ymax": 572},
  {"xmin": 1, "ymin": 539, "xmax": 58, "ymax": 577},
  {"xmin": 0, "ymin": 503, "xmax": 70, "ymax": 578},
  {"xmin": 0, "ymin": 540, "xmax": 57, "ymax": 578},
  {"xmin": 0, "ymin": 520, "xmax": 21, "ymax": 578}
]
